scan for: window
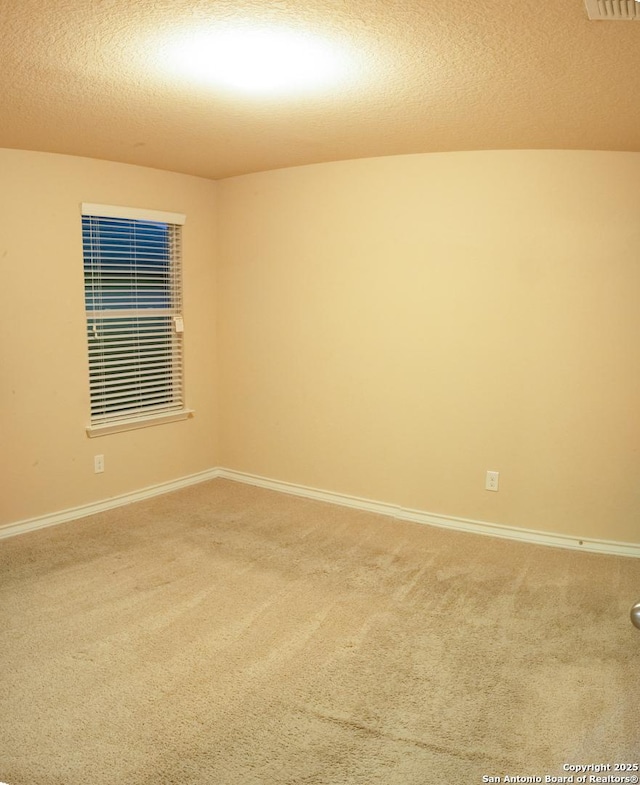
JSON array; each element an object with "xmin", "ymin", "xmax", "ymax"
[{"xmin": 81, "ymin": 203, "xmax": 191, "ymax": 436}]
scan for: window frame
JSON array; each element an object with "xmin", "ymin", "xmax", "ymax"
[{"xmin": 81, "ymin": 203, "xmax": 192, "ymax": 437}]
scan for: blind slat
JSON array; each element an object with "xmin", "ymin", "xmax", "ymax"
[{"xmin": 83, "ymin": 212, "xmax": 184, "ymax": 427}]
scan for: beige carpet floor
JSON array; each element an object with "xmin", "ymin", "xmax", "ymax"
[{"xmin": 1, "ymin": 478, "xmax": 639, "ymax": 785}]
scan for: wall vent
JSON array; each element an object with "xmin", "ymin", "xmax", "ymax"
[{"xmin": 584, "ymin": 0, "xmax": 640, "ymax": 19}]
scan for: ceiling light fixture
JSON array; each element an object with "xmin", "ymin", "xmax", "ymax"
[{"xmin": 166, "ymin": 26, "xmax": 350, "ymax": 95}]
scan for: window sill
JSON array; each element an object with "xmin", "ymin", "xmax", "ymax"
[{"xmin": 86, "ymin": 409, "xmax": 194, "ymax": 438}]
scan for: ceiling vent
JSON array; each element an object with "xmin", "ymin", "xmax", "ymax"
[{"xmin": 584, "ymin": 0, "xmax": 640, "ymax": 19}]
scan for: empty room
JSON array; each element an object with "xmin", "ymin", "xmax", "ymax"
[{"xmin": 1, "ymin": 1, "xmax": 639, "ymax": 783}]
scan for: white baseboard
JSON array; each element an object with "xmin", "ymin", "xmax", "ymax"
[
  {"xmin": 0, "ymin": 468, "xmax": 221, "ymax": 541},
  {"xmin": 217, "ymin": 468, "xmax": 640, "ymax": 559},
  {"xmin": 3, "ymin": 466, "xmax": 638, "ymax": 559}
]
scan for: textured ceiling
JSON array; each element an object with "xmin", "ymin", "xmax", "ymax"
[{"xmin": 1, "ymin": 0, "xmax": 639, "ymax": 179}]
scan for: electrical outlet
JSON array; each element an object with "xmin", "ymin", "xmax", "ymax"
[
  {"xmin": 94, "ymin": 454, "xmax": 104, "ymax": 474},
  {"xmin": 485, "ymin": 470, "xmax": 499, "ymax": 492}
]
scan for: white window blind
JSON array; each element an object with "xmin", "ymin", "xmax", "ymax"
[{"xmin": 82, "ymin": 204, "xmax": 188, "ymax": 435}]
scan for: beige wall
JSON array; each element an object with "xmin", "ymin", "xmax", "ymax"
[
  {"xmin": 0, "ymin": 149, "xmax": 218, "ymax": 525},
  {"xmin": 3, "ymin": 147, "xmax": 638, "ymax": 545},
  {"xmin": 217, "ymin": 150, "xmax": 640, "ymax": 543}
]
